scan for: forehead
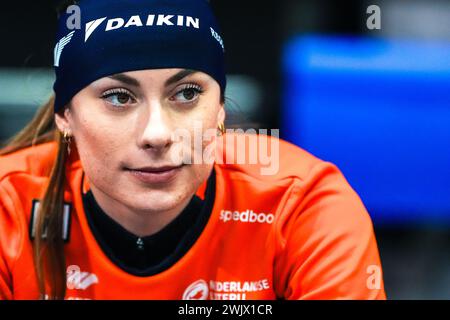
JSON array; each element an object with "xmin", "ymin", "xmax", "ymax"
[{"xmin": 92, "ymin": 69, "xmax": 215, "ymax": 87}]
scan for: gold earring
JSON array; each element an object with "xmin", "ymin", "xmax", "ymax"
[
  {"xmin": 63, "ymin": 130, "xmax": 72, "ymax": 155},
  {"xmin": 217, "ymin": 123, "xmax": 226, "ymax": 136}
]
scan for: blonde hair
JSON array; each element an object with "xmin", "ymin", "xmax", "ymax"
[{"xmin": 0, "ymin": 96, "xmax": 68, "ymax": 299}]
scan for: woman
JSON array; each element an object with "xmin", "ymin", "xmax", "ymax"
[{"xmin": 0, "ymin": 0, "xmax": 386, "ymax": 300}]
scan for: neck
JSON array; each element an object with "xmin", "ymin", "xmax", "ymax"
[{"xmin": 88, "ymin": 185, "xmax": 193, "ymax": 237}]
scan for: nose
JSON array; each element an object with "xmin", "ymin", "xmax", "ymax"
[{"xmin": 137, "ymin": 100, "xmax": 173, "ymax": 152}]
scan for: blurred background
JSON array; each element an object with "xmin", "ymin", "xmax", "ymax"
[{"xmin": 0, "ymin": 0, "xmax": 449, "ymax": 299}]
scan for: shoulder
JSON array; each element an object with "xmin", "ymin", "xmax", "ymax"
[
  {"xmin": 215, "ymin": 135, "xmax": 384, "ymax": 299},
  {"xmin": 0, "ymin": 142, "xmax": 59, "ymax": 269},
  {"xmin": 0, "ymin": 142, "xmax": 59, "ymax": 228},
  {"xmin": 215, "ymin": 132, "xmax": 374, "ymax": 237},
  {"xmin": 215, "ymin": 132, "xmax": 339, "ymax": 188},
  {"xmin": 0, "ymin": 142, "xmax": 58, "ymax": 183}
]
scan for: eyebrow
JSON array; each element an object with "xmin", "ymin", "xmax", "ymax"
[
  {"xmin": 164, "ymin": 69, "xmax": 198, "ymax": 87},
  {"xmin": 108, "ymin": 73, "xmax": 140, "ymax": 87},
  {"xmin": 107, "ymin": 69, "xmax": 198, "ymax": 88}
]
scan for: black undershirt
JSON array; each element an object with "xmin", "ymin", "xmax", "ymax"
[{"xmin": 81, "ymin": 169, "xmax": 216, "ymax": 277}]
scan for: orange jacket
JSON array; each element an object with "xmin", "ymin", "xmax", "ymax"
[{"xmin": 0, "ymin": 133, "xmax": 386, "ymax": 300}]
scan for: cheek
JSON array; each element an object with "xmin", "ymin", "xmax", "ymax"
[
  {"xmin": 73, "ymin": 113, "xmax": 127, "ymax": 174},
  {"xmin": 178, "ymin": 106, "xmax": 219, "ymax": 154},
  {"xmin": 198, "ymin": 105, "xmax": 221, "ymax": 148},
  {"xmin": 192, "ymin": 97, "xmax": 221, "ymax": 134}
]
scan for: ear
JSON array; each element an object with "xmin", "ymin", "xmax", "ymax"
[
  {"xmin": 54, "ymin": 108, "xmax": 72, "ymax": 133},
  {"xmin": 217, "ymin": 105, "xmax": 226, "ymax": 126}
]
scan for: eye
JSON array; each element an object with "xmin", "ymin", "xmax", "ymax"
[
  {"xmin": 171, "ymin": 84, "xmax": 203, "ymax": 103},
  {"xmin": 101, "ymin": 88, "xmax": 136, "ymax": 107}
]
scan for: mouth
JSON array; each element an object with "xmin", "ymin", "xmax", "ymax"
[{"xmin": 125, "ymin": 164, "xmax": 185, "ymax": 184}]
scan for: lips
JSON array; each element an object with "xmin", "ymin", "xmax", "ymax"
[
  {"xmin": 129, "ymin": 165, "xmax": 184, "ymax": 173},
  {"xmin": 125, "ymin": 164, "xmax": 184, "ymax": 184}
]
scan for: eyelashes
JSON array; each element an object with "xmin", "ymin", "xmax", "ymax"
[
  {"xmin": 171, "ymin": 84, "xmax": 204, "ymax": 103},
  {"xmin": 101, "ymin": 88, "xmax": 136, "ymax": 107},
  {"xmin": 100, "ymin": 83, "xmax": 204, "ymax": 109}
]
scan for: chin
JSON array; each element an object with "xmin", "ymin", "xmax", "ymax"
[{"xmin": 126, "ymin": 189, "xmax": 188, "ymax": 213}]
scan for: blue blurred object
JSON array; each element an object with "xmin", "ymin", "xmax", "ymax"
[{"xmin": 282, "ymin": 35, "xmax": 450, "ymax": 225}]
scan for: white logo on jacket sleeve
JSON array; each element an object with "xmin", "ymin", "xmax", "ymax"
[
  {"xmin": 30, "ymin": 200, "xmax": 71, "ymax": 241},
  {"xmin": 182, "ymin": 280, "xmax": 209, "ymax": 300},
  {"xmin": 53, "ymin": 30, "xmax": 76, "ymax": 67},
  {"xmin": 219, "ymin": 209, "xmax": 275, "ymax": 224},
  {"xmin": 66, "ymin": 265, "xmax": 99, "ymax": 290}
]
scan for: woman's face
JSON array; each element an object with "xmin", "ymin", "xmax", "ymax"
[{"xmin": 55, "ymin": 68, "xmax": 225, "ymax": 215}]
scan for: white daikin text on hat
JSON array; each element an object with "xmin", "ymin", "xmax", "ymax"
[{"xmin": 84, "ymin": 14, "xmax": 200, "ymax": 42}]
